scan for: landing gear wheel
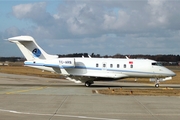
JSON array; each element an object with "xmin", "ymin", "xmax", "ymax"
[
  {"xmin": 85, "ymin": 82, "xmax": 91, "ymax": 87},
  {"xmin": 155, "ymin": 84, "xmax": 159, "ymax": 88},
  {"xmin": 85, "ymin": 81, "xmax": 94, "ymax": 87}
]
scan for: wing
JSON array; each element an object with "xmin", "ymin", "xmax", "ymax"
[{"xmin": 65, "ymin": 74, "xmax": 129, "ymax": 83}]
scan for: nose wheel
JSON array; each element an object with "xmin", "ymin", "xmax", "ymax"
[{"xmin": 155, "ymin": 83, "xmax": 159, "ymax": 88}]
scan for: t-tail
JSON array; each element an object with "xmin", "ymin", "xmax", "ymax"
[{"xmin": 8, "ymin": 36, "xmax": 58, "ymax": 60}]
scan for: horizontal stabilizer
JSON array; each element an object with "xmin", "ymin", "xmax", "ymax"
[
  {"xmin": 8, "ymin": 36, "xmax": 34, "ymax": 42},
  {"xmin": 8, "ymin": 36, "xmax": 58, "ymax": 60}
]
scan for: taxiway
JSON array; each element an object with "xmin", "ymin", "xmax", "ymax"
[{"xmin": 0, "ymin": 73, "xmax": 180, "ymax": 120}]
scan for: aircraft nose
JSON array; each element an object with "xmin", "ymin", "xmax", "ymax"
[
  {"xmin": 168, "ymin": 70, "xmax": 176, "ymax": 77},
  {"xmin": 165, "ymin": 68, "xmax": 176, "ymax": 77},
  {"xmin": 171, "ymin": 71, "xmax": 176, "ymax": 77}
]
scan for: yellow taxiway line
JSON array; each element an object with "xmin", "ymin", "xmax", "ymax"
[{"xmin": 6, "ymin": 87, "xmax": 46, "ymax": 94}]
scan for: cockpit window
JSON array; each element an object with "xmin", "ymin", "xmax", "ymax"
[
  {"xmin": 152, "ymin": 63, "xmax": 157, "ymax": 65},
  {"xmin": 152, "ymin": 62, "xmax": 162, "ymax": 66}
]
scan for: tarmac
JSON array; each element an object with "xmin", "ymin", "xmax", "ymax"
[{"xmin": 0, "ymin": 73, "xmax": 180, "ymax": 120}]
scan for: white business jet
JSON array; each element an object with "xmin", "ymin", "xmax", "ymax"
[{"xmin": 8, "ymin": 36, "xmax": 176, "ymax": 87}]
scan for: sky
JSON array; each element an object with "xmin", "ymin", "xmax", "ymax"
[{"xmin": 0, "ymin": 0, "xmax": 180, "ymax": 57}]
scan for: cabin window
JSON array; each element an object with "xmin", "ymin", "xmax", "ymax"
[
  {"xmin": 117, "ymin": 64, "xmax": 120, "ymax": 68},
  {"xmin": 110, "ymin": 64, "xmax": 113, "ymax": 68},
  {"xmin": 124, "ymin": 64, "xmax": 126, "ymax": 68},
  {"xmin": 130, "ymin": 65, "xmax": 133, "ymax": 68},
  {"xmin": 103, "ymin": 64, "xmax": 106, "ymax": 67},
  {"xmin": 96, "ymin": 63, "xmax": 99, "ymax": 67}
]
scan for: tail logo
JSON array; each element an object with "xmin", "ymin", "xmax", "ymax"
[{"xmin": 32, "ymin": 48, "xmax": 41, "ymax": 57}]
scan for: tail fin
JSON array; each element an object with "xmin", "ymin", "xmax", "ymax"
[{"xmin": 8, "ymin": 36, "xmax": 58, "ymax": 60}]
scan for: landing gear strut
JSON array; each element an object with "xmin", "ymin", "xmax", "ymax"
[{"xmin": 85, "ymin": 81, "xmax": 94, "ymax": 87}]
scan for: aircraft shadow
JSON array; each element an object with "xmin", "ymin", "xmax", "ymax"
[
  {"xmin": 90, "ymin": 85, "xmax": 154, "ymax": 88},
  {"xmin": 0, "ymin": 84, "xmax": 84, "ymax": 88},
  {"xmin": 0, "ymin": 83, "xmax": 179, "ymax": 88}
]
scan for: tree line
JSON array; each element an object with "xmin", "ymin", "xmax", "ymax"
[
  {"xmin": 0, "ymin": 57, "xmax": 25, "ymax": 62},
  {"xmin": 1, "ymin": 53, "xmax": 180, "ymax": 65},
  {"xmin": 58, "ymin": 53, "xmax": 180, "ymax": 61},
  {"xmin": 59, "ymin": 53, "xmax": 180, "ymax": 66}
]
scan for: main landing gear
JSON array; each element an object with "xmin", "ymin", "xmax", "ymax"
[{"xmin": 85, "ymin": 81, "xmax": 94, "ymax": 87}]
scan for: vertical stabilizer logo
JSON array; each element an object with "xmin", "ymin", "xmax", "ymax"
[{"xmin": 32, "ymin": 48, "xmax": 41, "ymax": 57}]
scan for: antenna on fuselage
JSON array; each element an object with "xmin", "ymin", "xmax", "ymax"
[
  {"xmin": 125, "ymin": 56, "xmax": 129, "ymax": 59},
  {"xmin": 88, "ymin": 55, "xmax": 92, "ymax": 58}
]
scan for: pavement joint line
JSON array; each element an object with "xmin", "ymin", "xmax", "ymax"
[
  {"xmin": 133, "ymin": 96, "xmax": 159, "ymax": 120},
  {"xmin": 49, "ymin": 96, "xmax": 69, "ymax": 120},
  {"xmin": 5, "ymin": 86, "xmax": 47, "ymax": 94}
]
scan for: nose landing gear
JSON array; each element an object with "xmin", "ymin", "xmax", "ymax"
[
  {"xmin": 155, "ymin": 79, "xmax": 160, "ymax": 88},
  {"xmin": 155, "ymin": 83, "xmax": 159, "ymax": 88},
  {"xmin": 150, "ymin": 78, "xmax": 160, "ymax": 88}
]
